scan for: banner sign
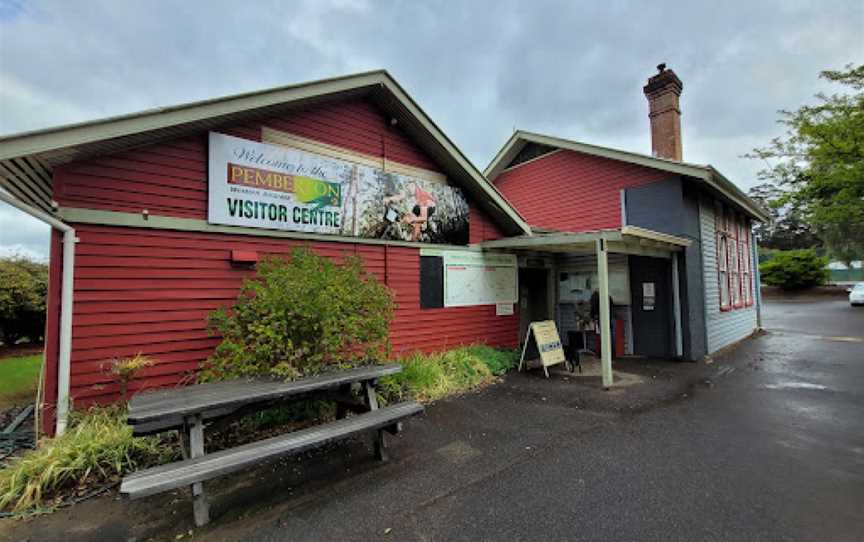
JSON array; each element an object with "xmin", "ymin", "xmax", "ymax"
[{"xmin": 208, "ymin": 132, "xmax": 469, "ymax": 244}]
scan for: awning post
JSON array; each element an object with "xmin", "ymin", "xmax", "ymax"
[
  {"xmin": 672, "ymin": 252, "xmax": 683, "ymax": 357},
  {"xmin": 596, "ymin": 239, "xmax": 613, "ymax": 388}
]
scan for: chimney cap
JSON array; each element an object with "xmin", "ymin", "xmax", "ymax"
[{"xmin": 644, "ymin": 64, "xmax": 682, "ymax": 96}]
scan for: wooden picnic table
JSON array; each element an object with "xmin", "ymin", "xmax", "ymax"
[{"xmin": 120, "ymin": 363, "xmax": 422, "ymax": 526}]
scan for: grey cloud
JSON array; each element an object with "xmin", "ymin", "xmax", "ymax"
[
  {"xmin": 0, "ymin": 205, "xmax": 50, "ymax": 261},
  {"xmin": 1, "ymin": 0, "xmax": 861, "ymax": 259}
]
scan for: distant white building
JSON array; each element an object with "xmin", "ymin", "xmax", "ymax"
[{"xmin": 826, "ymin": 261, "xmax": 862, "ymax": 270}]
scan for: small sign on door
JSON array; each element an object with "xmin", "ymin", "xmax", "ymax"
[{"xmin": 642, "ymin": 282, "xmax": 655, "ymax": 311}]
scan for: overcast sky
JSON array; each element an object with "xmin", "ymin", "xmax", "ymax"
[{"xmin": 0, "ymin": 0, "xmax": 861, "ymax": 259}]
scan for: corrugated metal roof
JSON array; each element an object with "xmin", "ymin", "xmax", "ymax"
[{"xmin": 480, "ymin": 225, "xmax": 690, "ymax": 258}]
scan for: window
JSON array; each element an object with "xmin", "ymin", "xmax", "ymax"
[
  {"xmin": 420, "ymin": 256, "xmax": 444, "ymax": 309},
  {"xmin": 729, "ymin": 213, "xmax": 742, "ymax": 308},
  {"xmin": 740, "ymin": 220, "xmax": 753, "ymax": 306},
  {"xmin": 716, "ymin": 205, "xmax": 731, "ymax": 310},
  {"xmin": 715, "ymin": 204, "xmax": 753, "ymax": 311}
]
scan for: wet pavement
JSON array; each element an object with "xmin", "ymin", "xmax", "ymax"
[
  {"xmin": 2, "ymin": 297, "xmax": 862, "ymax": 541},
  {"xmin": 231, "ymin": 297, "xmax": 863, "ymax": 542}
]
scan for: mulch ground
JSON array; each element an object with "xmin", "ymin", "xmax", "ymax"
[
  {"xmin": 0, "ymin": 342, "xmax": 43, "ymax": 361},
  {"xmin": 0, "ymin": 403, "xmax": 36, "ymax": 463}
]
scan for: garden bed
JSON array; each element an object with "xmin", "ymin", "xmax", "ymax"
[{"xmin": 0, "ymin": 345, "xmax": 519, "ymax": 517}]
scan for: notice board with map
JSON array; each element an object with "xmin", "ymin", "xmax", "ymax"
[{"xmin": 441, "ymin": 251, "xmax": 518, "ymax": 307}]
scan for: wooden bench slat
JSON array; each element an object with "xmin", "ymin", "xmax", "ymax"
[
  {"xmin": 121, "ymin": 401, "xmax": 423, "ymax": 499},
  {"xmin": 127, "ymin": 363, "xmax": 403, "ymax": 426}
]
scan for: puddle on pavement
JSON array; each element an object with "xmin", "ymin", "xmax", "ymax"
[
  {"xmin": 435, "ymin": 440, "xmax": 481, "ymax": 463},
  {"xmin": 762, "ymin": 382, "xmax": 829, "ymax": 391}
]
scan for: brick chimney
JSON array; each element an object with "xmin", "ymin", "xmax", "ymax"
[{"xmin": 643, "ymin": 63, "xmax": 683, "ymax": 161}]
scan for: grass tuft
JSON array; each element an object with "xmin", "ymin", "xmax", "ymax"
[
  {"xmin": 379, "ymin": 345, "xmax": 519, "ymax": 403},
  {"xmin": 0, "ymin": 405, "xmax": 176, "ymax": 513}
]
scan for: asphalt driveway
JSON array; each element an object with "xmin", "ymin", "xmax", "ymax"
[
  {"xmin": 215, "ymin": 297, "xmax": 864, "ymax": 542},
  {"xmin": 3, "ymin": 297, "xmax": 862, "ymax": 541}
]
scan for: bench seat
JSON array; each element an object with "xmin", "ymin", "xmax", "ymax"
[
  {"xmin": 121, "ymin": 400, "xmax": 423, "ymax": 499},
  {"xmin": 128, "ymin": 363, "xmax": 403, "ymax": 435}
]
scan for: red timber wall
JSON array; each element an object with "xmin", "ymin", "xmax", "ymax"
[
  {"xmin": 493, "ymin": 149, "xmax": 670, "ymax": 231},
  {"xmin": 42, "ymin": 97, "xmax": 515, "ymax": 429}
]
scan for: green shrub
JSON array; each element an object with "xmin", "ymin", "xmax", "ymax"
[
  {"xmin": 0, "ymin": 256, "xmax": 48, "ymax": 344},
  {"xmin": 201, "ymin": 248, "xmax": 395, "ymax": 382},
  {"xmin": 0, "ymin": 406, "xmax": 175, "ymax": 513},
  {"xmin": 759, "ymin": 249, "xmax": 829, "ymax": 290}
]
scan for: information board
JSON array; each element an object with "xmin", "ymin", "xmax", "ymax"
[
  {"xmin": 519, "ymin": 320, "xmax": 568, "ymax": 378},
  {"xmin": 440, "ymin": 251, "xmax": 518, "ymax": 307}
]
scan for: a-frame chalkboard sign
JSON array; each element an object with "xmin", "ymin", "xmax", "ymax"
[{"xmin": 518, "ymin": 320, "xmax": 570, "ymax": 378}]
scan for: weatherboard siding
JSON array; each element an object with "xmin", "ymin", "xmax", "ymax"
[
  {"xmin": 64, "ymin": 224, "xmax": 517, "ymax": 406},
  {"xmin": 493, "ymin": 149, "xmax": 668, "ymax": 232},
  {"xmin": 700, "ymin": 199, "xmax": 757, "ymax": 353},
  {"xmin": 40, "ymin": 96, "xmax": 515, "ymax": 425},
  {"xmin": 53, "ymin": 97, "xmax": 497, "ymax": 241},
  {"xmin": 54, "ymin": 98, "xmax": 439, "ymax": 219}
]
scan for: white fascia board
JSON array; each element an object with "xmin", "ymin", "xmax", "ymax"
[
  {"xmin": 378, "ymin": 79, "xmax": 531, "ymax": 236},
  {"xmin": 620, "ymin": 225, "xmax": 692, "ymax": 247},
  {"xmin": 480, "ymin": 230, "xmax": 623, "ymax": 250}
]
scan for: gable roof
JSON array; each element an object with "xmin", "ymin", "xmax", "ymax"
[
  {"xmin": 0, "ymin": 70, "xmax": 531, "ymax": 236},
  {"xmin": 485, "ymin": 130, "xmax": 768, "ymax": 222}
]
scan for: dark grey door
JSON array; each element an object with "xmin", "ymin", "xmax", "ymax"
[
  {"xmin": 519, "ymin": 268, "xmax": 548, "ymax": 353},
  {"xmin": 628, "ymin": 256, "xmax": 673, "ymax": 358}
]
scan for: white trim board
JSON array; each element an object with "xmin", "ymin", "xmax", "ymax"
[{"xmin": 60, "ymin": 207, "xmax": 481, "ymax": 252}]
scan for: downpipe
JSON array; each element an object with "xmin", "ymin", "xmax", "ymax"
[{"xmin": 0, "ymin": 191, "xmax": 76, "ymax": 435}]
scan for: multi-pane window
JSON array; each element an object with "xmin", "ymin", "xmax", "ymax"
[
  {"xmin": 715, "ymin": 204, "xmax": 752, "ymax": 312},
  {"xmin": 739, "ymin": 221, "xmax": 753, "ymax": 306},
  {"xmin": 716, "ymin": 205, "xmax": 731, "ymax": 310}
]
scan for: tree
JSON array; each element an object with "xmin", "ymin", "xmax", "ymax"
[
  {"xmin": 0, "ymin": 256, "xmax": 48, "ymax": 344},
  {"xmin": 200, "ymin": 248, "xmax": 395, "ymax": 382},
  {"xmin": 747, "ymin": 183, "xmax": 822, "ymax": 250},
  {"xmin": 759, "ymin": 250, "xmax": 828, "ymax": 291},
  {"xmin": 748, "ymin": 64, "xmax": 864, "ymax": 265}
]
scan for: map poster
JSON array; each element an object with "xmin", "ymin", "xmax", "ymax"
[
  {"xmin": 208, "ymin": 132, "xmax": 469, "ymax": 244},
  {"xmin": 441, "ymin": 251, "xmax": 518, "ymax": 307}
]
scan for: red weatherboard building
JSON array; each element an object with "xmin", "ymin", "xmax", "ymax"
[
  {"xmin": 0, "ymin": 72, "xmax": 529, "ymax": 435},
  {"xmin": 0, "ymin": 67, "xmax": 767, "ymax": 436}
]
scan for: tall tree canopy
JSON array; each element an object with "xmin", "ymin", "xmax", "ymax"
[
  {"xmin": 747, "ymin": 183, "xmax": 822, "ymax": 250},
  {"xmin": 748, "ymin": 64, "xmax": 864, "ymax": 264}
]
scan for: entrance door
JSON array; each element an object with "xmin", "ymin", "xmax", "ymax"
[
  {"xmin": 628, "ymin": 256, "xmax": 673, "ymax": 358},
  {"xmin": 519, "ymin": 268, "xmax": 549, "ymax": 349}
]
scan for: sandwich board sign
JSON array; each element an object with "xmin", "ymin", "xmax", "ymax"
[{"xmin": 518, "ymin": 320, "xmax": 567, "ymax": 378}]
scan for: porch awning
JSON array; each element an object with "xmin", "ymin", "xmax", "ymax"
[{"xmin": 480, "ymin": 225, "xmax": 690, "ymax": 258}]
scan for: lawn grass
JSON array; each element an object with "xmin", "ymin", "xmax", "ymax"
[{"xmin": 0, "ymin": 354, "xmax": 42, "ymax": 408}]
